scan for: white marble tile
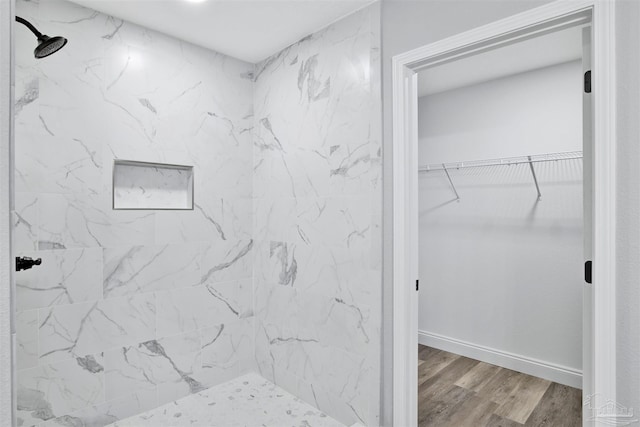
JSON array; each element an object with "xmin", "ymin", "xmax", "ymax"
[
  {"xmin": 16, "ymin": 3, "xmax": 108, "ymax": 197},
  {"xmin": 15, "ymin": 0, "xmax": 257, "ymax": 423},
  {"xmin": 200, "ymin": 239, "xmax": 253, "ymax": 284},
  {"xmin": 37, "ymin": 193, "xmax": 155, "ymax": 250},
  {"xmin": 100, "ymin": 27, "xmax": 253, "ymax": 198},
  {"xmin": 13, "ymin": 83, "xmax": 44, "ymax": 196},
  {"xmin": 254, "ymin": 196, "xmax": 371, "ymax": 250},
  {"xmin": 252, "ymin": 124, "xmax": 374, "ymax": 201},
  {"xmin": 38, "ymin": 294, "xmax": 155, "ymax": 364},
  {"xmin": 252, "ymin": 4, "xmax": 381, "ymax": 425},
  {"xmin": 312, "ymin": 385, "xmax": 368, "ymax": 427},
  {"xmin": 102, "ymin": 47, "xmax": 187, "ymax": 154},
  {"xmin": 254, "ymin": 239, "xmax": 378, "ymax": 308},
  {"xmin": 198, "ymin": 318, "xmax": 253, "ymax": 388},
  {"xmin": 254, "ymin": 357, "xmax": 364, "ymax": 427},
  {"xmin": 104, "ymin": 331, "xmax": 203, "ymax": 402},
  {"xmin": 255, "ymin": 284, "xmax": 371, "ymax": 362},
  {"xmin": 13, "ymin": 192, "xmax": 39, "ymax": 252},
  {"xmin": 16, "ymin": 104, "xmax": 106, "ymax": 195},
  {"xmin": 16, "ymin": 248, "xmax": 102, "ymax": 311},
  {"xmin": 252, "ymin": 18, "xmax": 377, "ymax": 179},
  {"xmin": 33, "ymin": 10, "xmax": 108, "ymax": 124},
  {"xmin": 255, "ymin": 327, "xmax": 368, "ymax": 425},
  {"xmin": 370, "ymin": 213, "xmax": 382, "ymax": 270},
  {"xmin": 17, "ymin": 353, "xmax": 105, "ymax": 426},
  {"xmin": 103, "ymin": 243, "xmax": 202, "ymax": 298},
  {"xmin": 187, "ymin": 126, "xmax": 253, "ymax": 200},
  {"xmin": 16, "ymin": 310, "xmax": 39, "ymax": 371},
  {"xmin": 155, "ymin": 198, "xmax": 252, "ymax": 245},
  {"xmin": 108, "ymin": 372, "xmax": 344, "ymax": 427},
  {"xmin": 252, "ymin": 146, "xmax": 332, "ymax": 200},
  {"xmin": 40, "ymin": 389, "xmax": 157, "ymax": 427},
  {"xmin": 156, "ymin": 282, "xmax": 245, "ymax": 337},
  {"xmin": 252, "ymin": 264, "xmax": 374, "ymax": 421}
]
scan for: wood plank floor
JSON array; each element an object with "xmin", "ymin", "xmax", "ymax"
[{"xmin": 418, "ymin": 345, "xmax": 582, "ymax": 426}]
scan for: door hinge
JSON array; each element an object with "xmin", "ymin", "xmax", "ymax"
[
  {"xmin": 416, "ymin": 279, "xmax": 419, "ymax": 291},
  {"xmin": 585, "ymin": 260, "xmax": 592, "ymax": 284},
  {"xmin": 584, "ymin": 70, "xmax": 592, "ymax": 93}
]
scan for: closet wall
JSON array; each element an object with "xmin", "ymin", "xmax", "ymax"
[{"xmin": 418, "ymin": 60, "xmax": 584, "ymax": 386}]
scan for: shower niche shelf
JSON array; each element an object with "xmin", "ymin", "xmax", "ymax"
[{"xmin": 113, "ymin": 160, "xmax": 194, "ymax": 210}]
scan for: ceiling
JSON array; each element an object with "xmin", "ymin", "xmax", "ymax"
[
  {"xmin": 69, "ymin": 0, "xmax": 374, "ymax": 63},
  {"xmin": 418, "ymin": 25, "xmax": 584, "ymax": 97}
]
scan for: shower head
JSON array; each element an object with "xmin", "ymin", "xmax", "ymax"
[
  {"xmin": 15, "ymin": 16, "xmax": 67, "ymax": 58},
  {"xmin": 34, "ymin": 35, "xmax": 68, "ymax": 58}
]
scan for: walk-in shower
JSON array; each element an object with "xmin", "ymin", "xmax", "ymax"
[
  {"xmin": 11, "ymin": 0, "xmax": 381, "ymax": 425},
  {"xmin": 15, "ymin": 16, "xmax": 67, "ymax": 58}
]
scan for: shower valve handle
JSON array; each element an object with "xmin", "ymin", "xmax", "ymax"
[{"xmin": 16, "ymin": 256, "xmax": 42, "ymax": 272}]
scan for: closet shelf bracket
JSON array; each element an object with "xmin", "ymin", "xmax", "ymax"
[
  {"xmin": 527, "ymin": 156, "xmax": 542, "ymax": 201},
  {"xmin": 442, "ymin": 164, "xmax": 460, "ymax": 201}
]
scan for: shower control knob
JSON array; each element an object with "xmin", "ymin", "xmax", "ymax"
[{"xmin": 16, "ymin": 256, "xmax": 42, "ymax": 272}]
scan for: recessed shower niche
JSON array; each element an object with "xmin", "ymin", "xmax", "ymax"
[{"xmin": 112, "ymin": 160, "xmax": 194, "ymax": 210}]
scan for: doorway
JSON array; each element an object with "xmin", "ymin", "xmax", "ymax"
[
  {"xmin": 390, "ymin": 2, "xmax": 617, "ymax": 427},
  {"xmin": 415, "ymin": 24, "xmax": 586, "ymax": 425}
]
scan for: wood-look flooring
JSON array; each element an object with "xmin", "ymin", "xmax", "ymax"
[{"xmin": 418, "ymin": 345, "xmax": 582, "ymax": 426}]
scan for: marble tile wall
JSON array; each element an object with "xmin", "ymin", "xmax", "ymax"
[
  {"xmin": 252, "ymin": 4, "xmax": 382, "ymax": 426},
  {"xmin": 14, "ymin": 1, "xmax": 382, "ymax": 425},
  {"xmin": 13, "ymin": 0, "xmax": 255, "ymax": 425}
]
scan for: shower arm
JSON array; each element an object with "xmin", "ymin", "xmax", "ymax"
[{"xmin": 15, "ymin": 16, "xmax": 43, "ymax": 39}]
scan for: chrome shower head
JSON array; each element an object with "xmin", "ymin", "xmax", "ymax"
[{"xmin": 16, "ymin": 16, "xmax": 67, "ymax": 59}]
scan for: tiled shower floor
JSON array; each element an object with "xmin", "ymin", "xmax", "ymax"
[{"xmin": 108, "ymin": 373, "xmax": 345, "ymax": 427}]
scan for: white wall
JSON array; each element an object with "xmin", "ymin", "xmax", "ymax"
[
  {"xmin": 418, "ymin": 61, "xmax": 583, "ymax": 163},
  {"xmin": 417, "ymin": 61, "xmax": 584, "ymax": 385}
]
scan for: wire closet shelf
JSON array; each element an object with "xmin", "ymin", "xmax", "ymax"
[
  {"xmin": 418, "ymin": 150, "xmax": 583, "ymax": 201},
  {"xmin": 418, "ymin": 150, "xmax": 583, "ymax": 172}
]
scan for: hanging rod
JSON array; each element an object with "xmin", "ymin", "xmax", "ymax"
[
  {"xmin": 418, "ymin": 151, "xmax": 583, "ymax": 173},
  {"xmin": 419, "ymin": 151, "xmax": 583, "ymax": 201}
]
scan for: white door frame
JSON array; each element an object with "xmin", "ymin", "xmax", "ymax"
[{"xmin": 391, "ymin": 1, "xmax": 616, "ymax": 426}]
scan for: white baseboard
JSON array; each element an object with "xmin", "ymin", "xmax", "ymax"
[{"xmin": 418, "ymin": 330, "xmax": 582, "ymax": 389}]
